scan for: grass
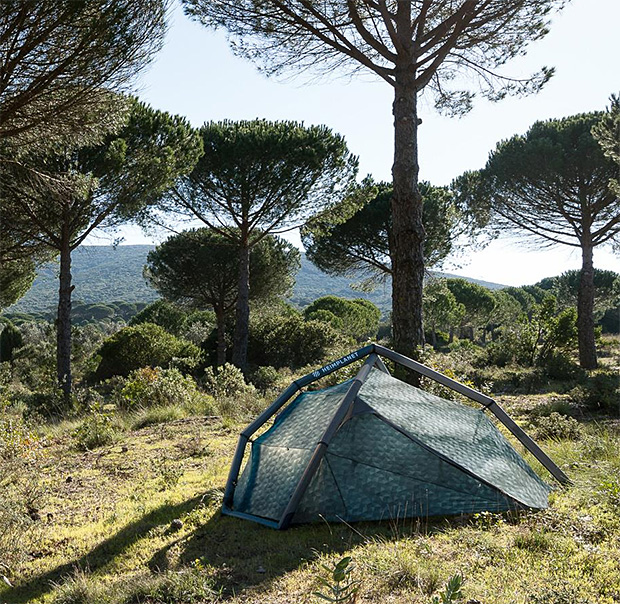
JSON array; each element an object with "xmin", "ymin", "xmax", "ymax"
[
  {"xmin": 2, "ymin": 336, "xmax": 620, "ymax": 603},
  {"xmin": 1, "ymin": 400, "xmax": 619, "ymax": 604}
]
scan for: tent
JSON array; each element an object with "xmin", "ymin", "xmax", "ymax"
[{"xmin": 222, "ymin": 344, "xmax": 568, "ymax": 529}]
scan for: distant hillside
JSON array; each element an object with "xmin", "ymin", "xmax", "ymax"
[{"xmin": 8, "ymin": 245, "xmax": 507, "ymax": 315}]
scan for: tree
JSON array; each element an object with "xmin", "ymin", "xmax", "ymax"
[
  {"xmin": 445, "ymin": 278, "xmax": 495, "ymax": 341},
  {"xmin": 487, "ymin": 289, "xmax": 522, "ymax": 341},
  {"xmin": 422, "ymin": 279, "xmax": 465, "ymax": 346},
  {"xmin": 163, "ymin": 119, "xmax": 356, "ymax": 370},
  {"xmin": 0, "ymin": 0, "xmax": 167, "ymax": 151},
  {"xmin": 537, "ymin": 269, "xmax": 620, "ymax": 319},
  {"xmin": 182, "ymin": 0, "xmax": 565, "ymax": 360},
  {"xmin": 0, "ymin": 100, "xmax": 203, "ymax": 403},
  {"xmin": 94, "ymin": 323, "xmax": 202, "ymax": 381},
  {"xmin": 144, "ymin": 228, "xmax": 301, "ymax": 365},
  {"xmin": 593, "ymin": 94, "xmax": 620, "ymax": 202},
  {"xmin": 456, "ymin": 113, "xmax": 620, "ymax": 368},
  {"xmin": 304, "ymin": 296, "xmax": 381, "ymax": 341},
  {"xmin": 130, "ymin": 300, "xmax": 190, "ymax": 336},
  {"xmin": 0, "ymin": 257, "xmax": 36, "ymax": 310},
  {"xmin": 303, "ymin": 179, "xmax": 487, "ymax": 286}
]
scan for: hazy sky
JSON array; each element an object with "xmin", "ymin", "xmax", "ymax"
[{"xmin": 107, "ymin": 0, "xmax": 619, "ymax": 286}]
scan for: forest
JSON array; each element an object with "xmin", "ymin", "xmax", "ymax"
[{"xmin": 1, "ymin": 1, "xmax": 620, "ymax": 603}]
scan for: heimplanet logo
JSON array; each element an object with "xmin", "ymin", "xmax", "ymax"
[{"xmin": 315, "ymin": 351, "xmax": 360, "ymax": 377}]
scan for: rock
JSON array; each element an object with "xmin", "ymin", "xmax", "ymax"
[{"xmin": 170, "ymin": 518, "xmax": 183, "ymax": 531}]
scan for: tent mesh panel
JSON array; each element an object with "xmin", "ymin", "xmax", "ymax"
[
  {"xmin": 233, "ymin": 381, "xmax": 351, "ymax": 521},
  {"xmin": 358, "ymin": 369, "xmax": 550, "ymax": 509},
  {"xmin": 232, "ymin": 367, "xmax": 550, "ymax": 525}
]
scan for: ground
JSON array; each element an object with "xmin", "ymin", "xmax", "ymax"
[{"xmin": 2, "ymin": 385, "xmax": 620, "ymax": 604}]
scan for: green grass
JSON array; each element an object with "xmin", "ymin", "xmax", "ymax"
[
  {"xmin": 3, "ymin": 334, "xmax": 620, "ymax": 603},
  {"xmin": 2, "ymin": 399, "xmax": 620, "ymax": 604}
]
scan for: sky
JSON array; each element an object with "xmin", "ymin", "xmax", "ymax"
[{"xmin": 105, "ymin": 0, "xmax": 620, "ymax": 286}]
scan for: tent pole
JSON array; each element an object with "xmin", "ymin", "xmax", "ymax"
[
  {"xmin": 374, "ymin": 344, "xmax": 570, "ymax": 485},
  {"xmin": 223, "ymin": 345, "xmax": 375, "ymax": 509},
  {"xmin": 277, "ymin": 353, "xmax": 378, "ymax": 529},
  {"xmin": 485, "ymin": 402, "xmax": 570, "ymax": 485},
  {"xmin": 374, "ymin": 356, "xmax": 390, "ymax": 374},
  {"xmin": 223, "ymin": 381, "xmax": 301, "ymax": 508}
]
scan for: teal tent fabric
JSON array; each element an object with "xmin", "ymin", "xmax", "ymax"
[{"xmin": 231, "ymin": 367, "xmax": 551, "ymax": 525}]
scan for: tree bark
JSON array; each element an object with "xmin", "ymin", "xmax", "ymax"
[
  {"xmin": 577, "ymin": 242, "xmax": 598, "ymax": 369},
  {"xmin": 390, "ymin": 69, "xmax": 425, "ymax": 361},
  {"xmin": 56, "ymin": 232, "xmax": 74, "ymax": 405},
  {"xmin": 215, "ymin": 307, "xmax": 227, "ymax": 367},
  {"xmin": 232, "ymin": 241, "xmax": 250, "ymax": 371}
]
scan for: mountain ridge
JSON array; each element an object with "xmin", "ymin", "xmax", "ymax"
[{"xmin": 8, "ymin": 245, "xmax": 507, "ymax": 314}]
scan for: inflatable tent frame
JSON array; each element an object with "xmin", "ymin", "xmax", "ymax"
[{"xmin": 222, "ymin": 343, "xmax": 569, "ymax": 529}]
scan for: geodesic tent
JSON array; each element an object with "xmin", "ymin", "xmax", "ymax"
[{"xmin": 222, "ymin": 344, "xmax": 568, "ymax": 529}]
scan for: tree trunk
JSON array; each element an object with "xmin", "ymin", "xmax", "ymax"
[
  {"xmin": 577, "ymin": 242, "xmax": 597, "ymax": 369},
  {"xmin": 215, "ymin": 307, "xmax": 227, "ymax": 367},
  {"xmin": 232, "ymin": 242, "xmax": 250, "ymax": 371},
  {"xmin": 56, "ymin": 234, "xmax": 74, "ymax": 406},
  {"xmin": 390, "ymin": 70, "xmax": 425, "ymax": 361}
]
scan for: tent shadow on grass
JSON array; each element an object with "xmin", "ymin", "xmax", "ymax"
[
  {"xmin": 5, "ymin": 495, "xmax": 204, "ymax": 603},
  {"xmin": 167, "ymin": 499, "xmax": 476, "ymax": 598},
  {"xmin": 6, "ymin": 489, "xmax": 475, "ymax": 603}
]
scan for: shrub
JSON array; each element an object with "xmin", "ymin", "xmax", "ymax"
[
  {"xmin": 569, "ymin": 371, "xmax": 620, "ymax": 411},
  {"xmin": 248, "ymin": 365, "xmax": 280, "ymax": 392},
  {"xmin": 249, "ymin": 313, "xmax": 345, "ymax": 368},
  {"xmin": 543, "ymin": 352, "xmax": 585, "ymax": 381},
  {"xmin": 129, "ymin": 299, "xmax": 188, "ymax": 335},
  {"xmin": 202, "ymin": 363, "xmax": 254, "ymax": 399},
  {"xmin": 533, "ymin": 412, "xmax": 582, "ymax": 440},
  {"xmin": 112, "ymin": 367, "xmax": 214, "ymax": 414},
  {"xmin": 8, "ymin": 322, "xmax": 56, "ymax": 391},
  {"xmin": 94, "ymin": 323, "xmax": 202, "ymax": 381},
  {"xmin": 304, "ymin": 308, "xmax": 344, "ymax": 330},
  {"xmin": 303, "ymin": 295, "xmax": 380, "ymax": 341},
  {"xmin": 22, "ymin": 387, "xmax": 69, "ymax": 419},
  {"xmin": 73, "ymin": 408, "xmax": 124, "ymax": 450},
  {"xmin": 0, "ymin": 322, "xmax": 23, "ymax": 362}
]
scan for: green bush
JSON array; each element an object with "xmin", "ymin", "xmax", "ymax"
[
  {"xmin": 202, "ymin": 363, "xmax": 254, "ymax": 399},
  {"xmin": 249, "ymin": 313, "xmax": 344, "ymax": 368},
  {"xmin": 304, "ymin": 308, "xmax": 344, "ymax": 330},
  {"xmin": 569, "ymin": 371, "xmax": 620, "ymax": 411},
  {"xmin": 112, "ymin": 367, "xmax": 214, "ymax": 414},
  {"xmin": 129, "ymin": 299, "xmax": 188, "ymax": 335},
  {"xmin": 304, "ymin": 295, "xmax": 380, "ymax": 341},
  {"xmin": 73, "ymin": 408, "xmax": 124, "ymax": 451},
  {"xmin": 543, "ymin": 352, "xmax": 585, "ymax": 381},
  {"xmin": 22, "ymin": 388, "xmax": 69, "ymax": 418},
  {"xmin": 248, "ymin": 365, "xmax": 280, "ymax": 392},
  {"xmin": 533, "ymin": 412, "xmax": 582, "ymax": 441},
  {"xmin": 0, "ymin": 322, "xmax": 23, "ymax": 362},
  {"xmin": 94, "ymin": 323, "xmax": 202, "ymax": 381}
]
